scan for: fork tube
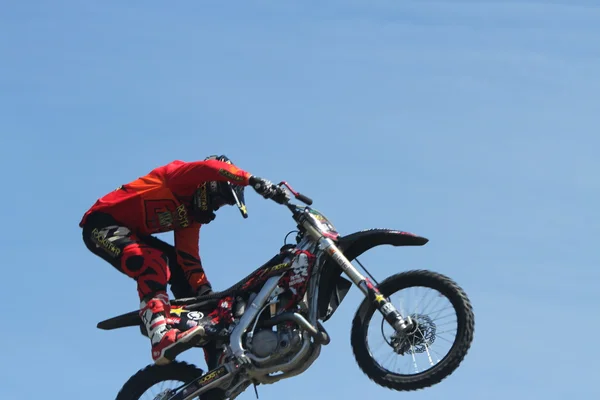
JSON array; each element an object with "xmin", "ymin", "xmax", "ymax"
[
  {"xmin": 303, "ymin": 222, "xmax": 413, "ymax": 332},
  {"xmin": 303, "ymin": 222, "xmax": 369, "ymax": 290}
]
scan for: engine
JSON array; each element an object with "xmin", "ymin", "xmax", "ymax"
[{"xmin": 247, "ymin": 326, "xmax": 303, "ymax": 361}]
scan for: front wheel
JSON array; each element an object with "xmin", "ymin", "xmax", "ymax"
[{"xmin": 351, "ymin": 270, "xmax": 475, "ymax": 391}]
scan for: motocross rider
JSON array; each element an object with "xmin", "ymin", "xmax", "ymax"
[{"xmin": 79, "ymin": 155, "xmax": 286, "ymax": 365}]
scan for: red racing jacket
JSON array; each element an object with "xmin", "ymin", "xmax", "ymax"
[{"xmin": 79, "ymin": 159, "xmax": 252, "ymax": 290}]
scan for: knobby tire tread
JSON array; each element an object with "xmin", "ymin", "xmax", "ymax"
[{"xmin": 115, "ymin": 361, "xmax": 224, "ymax": 400}]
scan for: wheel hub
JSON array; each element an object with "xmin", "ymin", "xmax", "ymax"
[
  {"xmin": 154, "ymin": 389, "xmax": 176, "ymax": 400},
  {"xmin": 391, "ymin": 314, "xmax": 437, "ymax": 355}
]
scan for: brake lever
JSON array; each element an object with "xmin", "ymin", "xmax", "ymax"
[{"xmin": 278, "ymin": 181, "xmax": 313, "ymax": 205}]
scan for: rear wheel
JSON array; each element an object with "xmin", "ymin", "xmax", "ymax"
[
  {"xmin": 351, "ymin": 270, "xmax": 475, "ymax": 391},
  {"xmin": 115, "ymin": 361, "xmax": 225, "ymax": 400}
]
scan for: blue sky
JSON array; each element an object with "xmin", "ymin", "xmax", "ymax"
[{"xmin": 2, "ymin": 1, "xmax": 598, "ymax": 399}]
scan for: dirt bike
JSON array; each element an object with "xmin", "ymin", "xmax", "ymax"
[{"xmin": 97, "ymin": 181, "xmax": 475, "ymax": 400}]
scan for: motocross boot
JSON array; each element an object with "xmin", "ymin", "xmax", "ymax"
[{"xmin": 139, "ymin": 292, "xmax": 205, "ymax": 365}]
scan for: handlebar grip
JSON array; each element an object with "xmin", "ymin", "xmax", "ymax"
[{"xmin": 296, "ymin": 192, "xmax": 313, "ymax": 205}]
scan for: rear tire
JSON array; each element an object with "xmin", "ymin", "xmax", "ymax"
[
  {"xmin": 115, "ymin": 361, "xmax": 225, "ymax": 400},
  {"xmin": 351, "ymin": 270, "xmax": 475, "ymax": 391}
]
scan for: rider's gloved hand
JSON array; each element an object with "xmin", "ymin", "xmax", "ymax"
[
  {"xmin": 249, "ymin": 176, "xmax": 277, "ymax": 198},
  {"xmin": 249, "ymin": 176, "xmax": 289, "ymax": 204}
]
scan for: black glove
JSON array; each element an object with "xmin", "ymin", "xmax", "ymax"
[{"xmin": 249, "ymin": 176, "xmax": 289, "ymax": 204}]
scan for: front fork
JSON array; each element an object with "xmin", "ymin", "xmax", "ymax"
[{"xmin": 317, "ymin": 235, "xmax": 413, "ymax": 332}]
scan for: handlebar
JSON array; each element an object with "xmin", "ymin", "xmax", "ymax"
[
  {"xmin": 279, "ymin": 181, "xmax": 313, "ymax": 205},
  {"xmin": 295, "ymin": 192, "xmax": 313, "ymax": 205}
]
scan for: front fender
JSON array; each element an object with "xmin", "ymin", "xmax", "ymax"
[
  {"xmin": 317, "ymin": 229, "xmax": 428, "ymax": 322},
  {"xmin": 337, "ymin": 228, "xmax": 429, "ymax": 261}
]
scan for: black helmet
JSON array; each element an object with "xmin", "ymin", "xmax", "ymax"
[{"xmin": 201, "ymin": 155, "xmax": 248, "ymax": 218}]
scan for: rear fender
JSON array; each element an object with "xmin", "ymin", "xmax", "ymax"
[
  {"xmin": 317, "ymin": 229, "xmax": 428, "ymax": 321},
  {"xmin": 97, "ymin": 310, "xmax": 140, "ymax": 331},
  {"xmin": 96, "ymin": 298, "xmax": 219, "ymax": 331}
]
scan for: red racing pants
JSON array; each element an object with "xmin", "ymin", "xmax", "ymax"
[{"xmin": 81, "ymin": 212, "xmax": 198, "ymax": 300}]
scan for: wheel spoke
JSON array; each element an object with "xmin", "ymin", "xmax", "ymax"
[
  {"xmin": 424, "ymin": 342, "xmax": 436, "ymax": 366},
  {"xmin": 410, "ymin": 346, "xmax": 419, "ymax": 374},
  {"xmin": 427, "ymin": 305, "xmax": 454, "ymax": 318}
]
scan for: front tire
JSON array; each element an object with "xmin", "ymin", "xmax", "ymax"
[{"xmin": 351, "ymin": 270, "xmax": 475, "ymax": 391}]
